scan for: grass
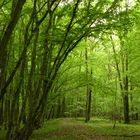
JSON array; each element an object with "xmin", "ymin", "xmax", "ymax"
[
  {"xmin": 30, "ymin": 119, "xmax": 61, "ymax": 140},
  {"xmin": 0, "ymin": 118, "xmax": 140, "ymax": 140},
  {"xmin": 75, "ymin": 117, "xmax": 140, "ymax": 140},
  {"xmin": 30, "ymin": 118, "xmax": 140, "ymax": 140}
]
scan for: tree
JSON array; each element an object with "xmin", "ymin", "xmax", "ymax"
[{"xmin": 0, "ymin": 0, "xmax": 138, "ymax": 140}]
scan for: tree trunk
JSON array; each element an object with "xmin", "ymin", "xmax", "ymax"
[
  {"xmin": 123, "ymin": 94, "xmax": 129, "ymax": 123},
  {"xmin": 0, "ymin": 0, "xmax": 26, "ymax": 101},
  {"xmin": 85, "ymin": 47, "xmax": 92, "ymax": 122},
  {"xmin": 122, "ymin": 42, "xmax": 129, "ymax": 124},
  {"xmin": 111, "ymin": 35, "xmax": 130, "ymax": 124}
]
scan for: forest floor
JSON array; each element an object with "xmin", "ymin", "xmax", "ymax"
[{"xmin": 30, "ymin": 118, "xmax": 140, "ymax": 140}]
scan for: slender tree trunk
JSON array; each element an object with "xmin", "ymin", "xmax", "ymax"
[
  {"xmin": 61, "ymin": 96, "xmax": 66, "ymax": 117},
  {"xmin": 111, "ymin": 35, "xmax": 130, "ymax": 124},
  {"xmin": 113, "ymin": 75, "xmax": 117, "ymax": 129},
  {"xmin": 123, "ymin": 50, "xmax": 130, "ymax": 124},
  {"xmin": 0, "ymin": 96, "xmax": 4, "ymax": 126},
  {"xmin": 85, "ymin": 47, "xmax": 92, "ymax": 122}
]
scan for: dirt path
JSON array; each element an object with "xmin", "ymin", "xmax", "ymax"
[{"xmin": 44, "ymin": 119, "xmax": 116, "ymax": 140}]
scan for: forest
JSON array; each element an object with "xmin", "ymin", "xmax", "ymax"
[{"xmin": 0, "ymin": 0, "xmax": 140, "ymax": 140}]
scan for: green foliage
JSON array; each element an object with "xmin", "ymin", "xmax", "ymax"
[{"xmin": 0, "ymin": 0, "xmax": 140, "ymax": 140}]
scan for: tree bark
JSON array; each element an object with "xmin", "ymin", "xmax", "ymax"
[
  {"xmin": 85, "ymin": 47, "xmax": 92, "ymax": 122},
  {"xmin": 111, "ymin": 35, "xmax": 130, "ymax": 124},
  {"xmin": 0, "ymin": 0, "xmax": 26, "ymax": 100}
]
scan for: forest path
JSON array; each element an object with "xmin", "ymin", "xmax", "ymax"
[
  {"xmin": 43, "ymin": 118, "xmax": 116, "ymax": 140},
  {"xmin": 31, "ymin": 118, "xmax": 140, "ymax": 140}
]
